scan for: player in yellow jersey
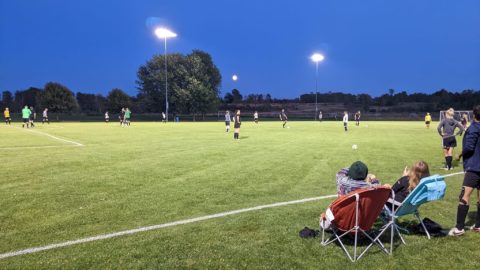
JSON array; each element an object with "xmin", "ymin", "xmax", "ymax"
[
  {"xmin": 425, "ymin": 112, "xmax": 432, "ymax": 128},
  {"xmin": 4, "ymin": 107, "xmax": 11, "ymax": 125}
]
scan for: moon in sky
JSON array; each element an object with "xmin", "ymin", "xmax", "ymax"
[{"xmin": 232, "ymin": 74, "xmax": 238, "ymax": 81}]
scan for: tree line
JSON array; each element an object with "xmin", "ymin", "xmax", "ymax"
[{"xmin": 1, "ymin": 48, "xmax": 479, "ymax": 115}]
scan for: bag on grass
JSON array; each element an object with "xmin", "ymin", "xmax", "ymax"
[
  {"xmin": 299, "ymin": 227, "xmax": 318, "ymax": 238},
  {"xmin": 415, "ymin": 218, "xmax": 446, "ymax": 236}
]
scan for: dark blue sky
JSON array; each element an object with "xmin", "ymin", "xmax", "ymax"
[{"xmin": 1, "ymin": 0, "xmax": 479, "ymax": 98}]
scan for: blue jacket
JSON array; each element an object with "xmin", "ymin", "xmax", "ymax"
[{"xmin": 462, "ymin": 121, "xmax": 480, "ymax": 172}]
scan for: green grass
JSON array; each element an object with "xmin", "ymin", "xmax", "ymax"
[{"xmin": 0, "ymin": 121, "xmax": 477, "ymax": 269}]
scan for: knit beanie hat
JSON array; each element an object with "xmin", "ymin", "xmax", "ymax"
[{"xmin": 348, "ymin": 161, "xmax": 368, "ymax": 180}]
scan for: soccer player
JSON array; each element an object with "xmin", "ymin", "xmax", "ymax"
[
  {"xmin": 280, "ymin": 109, "xmax": 288, "ymax": 128},
  {"xmin": 105, "ymin": 111, "xmax": 109, "ymax": 123},
  {"xmin": 124, "ymin": 108, "xmax": 131, "ymax": 126},
  {"xmin": 355, "ymin": 111, "xmax": 361, "ymax": 126},
  {"xmin": 449, "ymin": 105, "xmax": 480, "ymax": 236},
  {"xmin": 42, "ymin": 108, "xmax": 49, "ymax": 124},
  {"xmin": 119, "ymin": 108, "xmax": 125, "ymax": 126},
  {"xmin": 4, "ymin": 107, "xmax": 11, "ymax": 125},
  {"xmin": 254, "ymin": 111, "xmax": 259, "ymax": 124},
  {"xmin": 224, "ymin": 110, "xmax": 231, "ymax": 132},
  {"xmin": 318, "ymin": 111, "xmax": 323, "ymax": 122},
  {"xmin": 438, "ymin": 108, "xmax": 464, "ymax": 170},
  {"xmin": 343, "ymin": 111, "xmax": 348, "ymax": 131},
  {"xmin": 425, "ymin": 113, "xmax": 432, "ymax": 128},
  {"xmin": 162, "ymin": 112, "xmax": 166, "ymax": 123},
  {"xmin": 233, "ymin": 109, "xmax": 241, "ymax": 140},
  {"xmin": 461, "ymin": 113, "xmax": 469, "ymax": 129},
  {"xmin": 21, "ymin": 105, "xmax": 31, "ymax": 128},
  {"xmin": 29, "ymin": 106, "xmax": 36, "ymax": 127}
]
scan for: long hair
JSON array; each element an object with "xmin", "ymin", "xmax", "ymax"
[{"xmin": 408, "ymin": 160, "xmax": 430, "ymax": 192}]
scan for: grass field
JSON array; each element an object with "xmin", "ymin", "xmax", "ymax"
[{"xmin": 0, "ymin": 121, "xmax": 478, "ymax": 269}]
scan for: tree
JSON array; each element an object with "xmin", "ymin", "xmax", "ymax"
[
  {"xmin": 106, "ymin": 88, "xmax": 131, "ymax": 112},
  {"xmin": 137, "ymin": 50, "xmax": 222, "ymax": 116},
  {"xmin": 14, "ymin": 87, "xmax": 42, "ymax": 110},
  {"xmin": 77, "ymin": 92, "xmax": 101, "ymax": 113},
  {"xmin": 224, "ymin": 92, "xmax": 234, "ymax": 103},
  {"xmin": 41, "ymin": 82, "xmax": 78, "ymax": 113},
  {"xmin": 231, "ymin": 89, "xmax": 242, "ymax": 103},
  {"xmin": 1, "ymin": 91, "xmax": 14, "ymax": 109}
]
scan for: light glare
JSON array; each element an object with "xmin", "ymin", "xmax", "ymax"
[
  {"xmin": 311, "ymin": 53, "xmax": 325, "ymax": 63},
  {"xmin": 155, "ymin": 27, "xmax": 177, "ymax": 39}
]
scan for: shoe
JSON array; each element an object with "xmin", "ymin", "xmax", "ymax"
[
  {"xmin": 469, "ymin": 225, "xmax": 480, "ymax": 232},
  {"xmin": 448, "ymin": 227, "xmax": 465, "ymax": 236}
]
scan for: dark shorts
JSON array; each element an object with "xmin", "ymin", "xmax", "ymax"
[
  {"xmin": 23, "ymin": 118, "xmax": 28, "ymax": 123},
  {"xmin": 463, "ymin": 171, "xmax": 480, "ymax": 189},
  {"xmin": 344, "ymin": 122, "xmax": 348, "ymax": 127},
  {"xmin": 234, "ymin": 122, "xmax": 241, "ymax": 128},
  {"xmin": 225, "ymin": 121, "xmax": 230, "ymax": 126},
  {"xmin": 43, "ymin": 117, "xmax": 48, "ymax": 120},
  {"xmin": 425, "ymin": 121, "xmax": 430, "ymax": 124},
  {"xmin": 443, "ymin": 136, "xmax": 457, "ymax": 149}
]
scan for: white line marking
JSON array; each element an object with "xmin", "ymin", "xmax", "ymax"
[
  {"xmin": 0, "ymin": 145, "xmax": 82, "ymax": 150},
  {"xmin": 0, "ymin": 172, "xmax": 466, "ymax": 260},
  {"xmin": 0, "ymin": 194, "xmax": 337, "ymax": 260},
  {"xmin": 442, "ymin": 171, "xmax": 465, "ymax": 178},
  {"xmin": 12, "ymin": 127, "xmax": 83, "ymax": 146}
]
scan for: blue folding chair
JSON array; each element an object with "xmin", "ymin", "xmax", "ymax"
[{"xmin": 380, "ymin": 175, "xmax": 446, "ymax": 250}]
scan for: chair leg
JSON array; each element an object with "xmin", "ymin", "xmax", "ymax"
[{"xmin": 415, "ymin": 213, "xmax": 431, "ymax": 239}]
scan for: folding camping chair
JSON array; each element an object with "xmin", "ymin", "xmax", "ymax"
[
  {"xmin": 319, "ymin": 186, "xmax": 393, "ymax": 262},
  {"xmin": 381, "ymin": 174, "xmax": 446, "ymax": 249}
]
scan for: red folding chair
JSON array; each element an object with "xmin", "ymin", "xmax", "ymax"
[{"xmin": 319, "ymin": 187, "xmax": 393, "ymax": 262}]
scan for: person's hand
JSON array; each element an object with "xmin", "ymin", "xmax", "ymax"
[
  {"xmin": 383, "ymin": 184, "xmax": 392, "ymax": 189},
  {"xmin": 403, "ymin": 166, "xmax": 410, "ymax": 176}
]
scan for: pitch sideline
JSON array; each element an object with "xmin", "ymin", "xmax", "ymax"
[
  {"xmin": 12, "ymin": 126, "xmax": 84, "ymax": 147},
  {"xmin": 0, "ymin": 172, "xmax": 465, "ymax": 260}
]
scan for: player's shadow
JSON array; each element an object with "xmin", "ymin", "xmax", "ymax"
[{"xmin": 240, "ymin": 136, "xmax": 249, "ymax": 140}]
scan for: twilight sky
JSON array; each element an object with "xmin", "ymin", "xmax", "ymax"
[{"xmin": 1, "ymin": 0, "xmax": 479, "ymax": 98}]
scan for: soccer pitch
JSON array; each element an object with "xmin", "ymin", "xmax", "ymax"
[{"xmin": 0, "ymin": 121, "xmax": 477, "ymax": 269}]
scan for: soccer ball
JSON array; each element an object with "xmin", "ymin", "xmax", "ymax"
[{"xmin": 352, "ymin": 144, "xmax": 358, "ymax": 150}]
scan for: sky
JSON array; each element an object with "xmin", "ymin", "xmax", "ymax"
[{"xmin": 1, "ymin": 0, "xmax": 479, "ymax": 98}]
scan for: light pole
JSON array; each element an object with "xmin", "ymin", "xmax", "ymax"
[
  {"xmin": 311, "ymin": 53, "xmax": 325, "ymax": 120},
  {"xmin": 155, "ymin": 27, "xmax": 177, "ymax": 122}
]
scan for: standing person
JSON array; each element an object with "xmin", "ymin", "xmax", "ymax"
[
  {"xmin": 425, "ymin": 113, "xmax": 432, "ymax": 128},
  {"xmin": 438, "ymin": 108, "xmax": 464, "ymax": 170},
  {"xmin": 119, "ymin": 108, "xmax": 125, "ymax": 126},
  {"xmin": 461, "ymin": 113, "xmax": 469, "ymax": 129},
  {"xmin": 4, "ymin": 107, "xmax": 11, "ymax": 125},
  {"xmin": 254, "ymin": 111, "xmax": 259, "ymax": 124},
  {"xmin": 355, "ymin": 111, "xmax": 361, "ymax": 126},
  {"xmin": 162, "ymin": 112, "xmax": 166, "ymax": 123},
  {"xmin": 449, "ymin": 105, "xmax": 480, "ymax": 236},
  {"xmin": 343, "ymin": 111, "xmax": 348, "ymax": 131},
  {"xmin": 29, "ymin": 106, "xmax": 36, "ymax": 128},
  {"xmin": 280, "ymin": 109, "xmax": 288, "ymax": 128},
  {"xmin": 21, "ymin": 105, "xmax": 31, "ymax": 128},
  {"xmin": 319, "ymin": 111, "xmax": 323, "ymax": 122},
  {"xmin": 42, "ymin": 108, "xmax": 49, "ymax": 124},
  {"xmin": 224, "ymin": 110, "xmax": 231, "ymax": 132},
  {"xmin": 233, "ymin": 110, "xmax": 241, "ymax": 140},
  {"xmin": 105, "ymin": 111, "xmax": 109, "ymax": 123},
  {"xmin": 124, "ymin": 108, "xmax": 131, "ymax": 126}
]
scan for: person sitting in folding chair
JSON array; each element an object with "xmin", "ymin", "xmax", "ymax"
[
  {"xmin": 320, "ymin": 186, "xmax": 393, "ymax": 262},
  {"xmin": 382, "ymin": 174, "xmax": 446, "ymax": 246},
  {"xmin": 387, "ymin": 160, "xmax": 430, "ymax": 207},
  {"xmin": 336, "ymin": 161, "xmax": 385, "ymax": 196}
]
